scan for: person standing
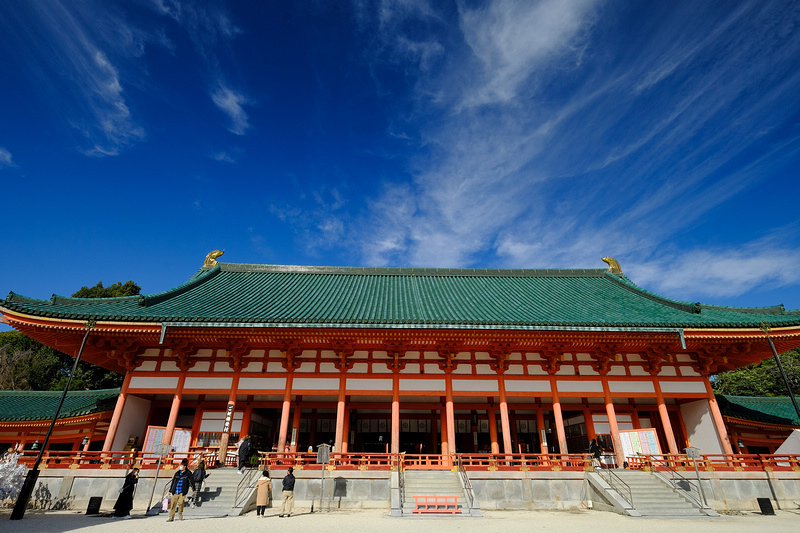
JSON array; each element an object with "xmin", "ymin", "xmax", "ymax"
[
  {"xmin": 589, "ymin": 438, "xmax": 603, "ymax": 469},
  {"xmin": 192, "ymin": 459, "xmax": 208, "ymax": 505},
  {"xmin": 279, "ymin": 467, "xmax": 295, "ymax": 518},
  {"xmin": 237, "ymin": 435, "xmax": 252, "ymax": 474},
  {"xmin": 167, "ymin": 458, "xmax": 196, "ymax": 522},
  {"xmin": 112, "ymin": 468, "xmax": 138, "ymax": 519},
  {"xmin": 255, "ymin": 470, "xmax": 273, "ymax": 517}
]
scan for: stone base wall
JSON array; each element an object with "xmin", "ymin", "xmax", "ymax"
[{"xmin": 24, "ymin": 467, "xmax": 800, "ymax": 513}]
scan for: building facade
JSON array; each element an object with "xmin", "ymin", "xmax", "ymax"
[{"xmin": 2, "ymin": 254, "xmax": 799, "ymax": 467}]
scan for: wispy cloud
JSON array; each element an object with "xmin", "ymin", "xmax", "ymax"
[
  {"xmin": 211, "ymin": 85, "xmax": 251, "ymax": 136},
  {"xmin": 0, "ymin": 147, "xmax": 14, "ymax": 168},
  {"xmin": 12, "ymin": 2, "xmax": 150, "ymax": 156},
  {"xmin": 340, "ymin": 0, "xmax": 800, "ymax": 302}
]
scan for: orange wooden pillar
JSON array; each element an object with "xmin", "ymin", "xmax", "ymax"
[
  {"xmin": 445, "ymin": 373, "xmax": 456, "ymax": 454},
  {"xmin": 498, "ymin": 377, "xmax": 512, "ymax": 454},
  {"xmin": 334, "ymin": 371, "xmax": 346, "ymax": 452},
  {"xmin": 583, "ymin": 407, "xmax": 596, "ymax": 441},
  {"xmin": 705, "ymin": 380, "xmax": 734, "ymax": 455},
  {"xmin": 218, "ymin": 374, "xmax": 241, "ymax": 466},
  {"xmin": 536, "ymin": 406, "xmax": 548, "ymax": 454},
  {"xmin": 601, "ymin": 379, "xmax": 624, "ymax": 467},
  {"xmin": 488, "ymin": 404, "xmax": 499, "ymax": 454},
  {"xmin": 103, "ymin": 371, "xmax": 132, "ymax": 451},
  {"xmin": 550, "ymin": 379, "xmax": 568, "ymax": 454},
  {"xmin": 290, "ymin": 402, "xmax": 302, "ymax": 452},
  {"xmin": 654, "ymin": 381, "xmax": 679, "ymax": 454},
  {"xmin": 440, "ymin": 403, "xmax": 448, "ymax": 457},
  {"xmin": 391, "ymin": 374, "xmax": 400, "ymax": 454},
  {"xmin": 276, "ymin": 374, "xmax": 293, "ymax": 453}
]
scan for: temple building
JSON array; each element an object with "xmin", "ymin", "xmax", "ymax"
[{"xmin": 2, "ymin": 253, "xmax": 799, "ymax": 468}]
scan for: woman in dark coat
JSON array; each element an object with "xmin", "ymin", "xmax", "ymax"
[{"xmin": 113, "ymin": 468, "xmax": 139, "ymax": 518}]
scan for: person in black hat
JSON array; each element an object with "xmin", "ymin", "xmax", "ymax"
[{"xmin": 279, "ymin": 467, "xmax": 295, "ymax": 517}]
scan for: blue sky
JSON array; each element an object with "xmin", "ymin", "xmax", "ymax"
[{"xmin": 1, "ymin": 0, "xmax": 800, "ymax": 329}]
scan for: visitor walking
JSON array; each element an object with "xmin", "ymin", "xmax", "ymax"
[
  {"xmin": 112, "ymin": 468, "xmax": 138, "ymax": 518},
  {"xmin": 166, "ymin": 458, "xmax": 196, "ymax": 522}
]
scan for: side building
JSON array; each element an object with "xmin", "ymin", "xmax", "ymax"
[{"xmin": 2, "ymin": 254, "xmax": 799, "ymax": 468}]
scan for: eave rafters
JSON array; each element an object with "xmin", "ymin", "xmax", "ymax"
[{"xmin": 5, "ymin": 310, "xmax": 800, "ymax": 374}]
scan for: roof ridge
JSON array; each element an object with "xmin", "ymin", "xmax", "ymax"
[
  {"xmin": 213, "ymin": 262, "xmax": 610, "ymax": 277},
  {"xmin": 138, "ymin": 266, "xmax": 221, "ymax": 307}
]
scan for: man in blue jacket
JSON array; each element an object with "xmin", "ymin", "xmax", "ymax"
[{"xmin": 167, "ymin": 458, "xmax": 196, "ymax": 522}]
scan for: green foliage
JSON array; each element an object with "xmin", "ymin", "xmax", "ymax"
[
  {"xmin": 712, "ymin": 348, "xmax": 800, "ymax": 397},
  {"xmin": 0, "ymin": 281, "xmax": 140, "ymax": 391},
  {"xmin": 72, "ymin": 280, "xmax": 141, "ymax": 298}
]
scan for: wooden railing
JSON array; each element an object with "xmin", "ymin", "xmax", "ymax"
[
  {"xmin": 15, "ymin": 450, "xmax": 800, "ymax": 473},
  {"xmin": 626, "ymin": 454, "xmax": 800, "ymax": 472}
]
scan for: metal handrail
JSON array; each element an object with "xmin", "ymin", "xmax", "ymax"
[
  {"xmin": 455, "ymin": 455, "xmax": 476, "ymax": 512},
  {"xmin": 233, "ymin": 467, "xmax": 259, "ymax": 508},
  {"xmin": 595, "ymin": 468, "xmax": 633, "ymax": 507},
  {"xmin": 649, "ymin": 458, "xmax": 706, "ymax": 509}
]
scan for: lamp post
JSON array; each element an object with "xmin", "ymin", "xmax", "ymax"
[
  {"xmin": 760, "ymin": 323, "xmax": 800, "ymax": 422},
  {"xmin": 10, "ymin": 321, "xmax": 95, "ymax": 521}
]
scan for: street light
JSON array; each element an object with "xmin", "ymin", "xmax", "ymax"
[
  {"xmin": 10, "ymin": 321, "xmax": 95, "ymax": 521},
  {"xmin": 81, "ymin": 436, "xmax": 90, "ymax": 448}
]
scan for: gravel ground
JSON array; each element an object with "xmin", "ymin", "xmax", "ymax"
[{"xmin": 2, "ymin": 508, "xmax": 799, "ymax": 533}]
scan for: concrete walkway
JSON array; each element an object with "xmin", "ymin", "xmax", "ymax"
[{"xmin": 3, "ymin": 508, "xmax": 800, "ymax": 533}]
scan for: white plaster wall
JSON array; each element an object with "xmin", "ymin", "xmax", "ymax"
[
  {"xmin": 399, "ymin": 379, "xmax": 446, "ymax": 392},
  {"xmin": 347, "ymin": 378, "xmax": 392, "ymax": 391},
  {"xmin": 238, "ymin": 377, "xmax": 286, "ymax": 390},
  {"xmin": 680, "ymin": 398, "xmax": 723, "ymax": 454},
  {"xmin": 452, "ymin": 379, "xmax": 499, "ymax": 393},
  {"xmin": 129, "ymin": 376, "xmax": 179, "ymax": 389},
  {"xmin": 112, "ymin": 395, "xmax": 151, "ymax": 450},
  {"xmin": 608, "ymin": 381, "xmax": 655, "ymax": 394},
  {"xmin": 184, "ymin": 377, "xmax": 233, "ymax": 389},
  {"xmin": 556, "ymin": 380, "xmax": 603, "ymax": 393}
]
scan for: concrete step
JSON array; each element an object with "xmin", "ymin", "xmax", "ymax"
[
  {"xmin": 601, "ymin": 471, "xmax": 704, "ymax": 517},
  {"xmin": 156, "ymin": 467, "xmax": 258, "ymax": 518},
  {"xmin": 401, "ymin": 470, "xmax": 470, "ymax": 516}
]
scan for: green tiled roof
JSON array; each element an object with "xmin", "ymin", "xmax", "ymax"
[
  {"xmin": 0, "ymin": 388, "xmax": 120, "ymax": 422},
  {"xmin": 716, "ymin": 394, "xmax": 800, "ymax": 426},
  {"xmin": 2, "ymin": 263, "xmax": 799, "ymax": 329}
]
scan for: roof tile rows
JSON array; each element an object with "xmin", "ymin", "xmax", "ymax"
[{"xmin": 1, "ymin": 263, "xmax": 798, "ymax": 328}]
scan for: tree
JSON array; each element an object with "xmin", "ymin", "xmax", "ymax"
[
  {"xmin": 0, "ymin": 280, "xmax": 142, "ymax": 391},
  {"xmin": 712, "ymin": 348, "xmax": 800, "ymax": 397},
  {"xmin": 71, "ymin": 280, "xmax": 141, "ymax": 298}
]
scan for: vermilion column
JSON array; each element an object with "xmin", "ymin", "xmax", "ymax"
[
  {"xmin": 276, "ymin": 374, "xmax": 293, "ymax": 453},
  {"xmin": 163, "ymin": 374, "xmax": 186, "ymax": 446},
  {"xmin": 583, "ymin": 407, "xmax": 596, "ymax": 441},
  {"xmin": 334, "ymin": 371, "xmax": 346, "ymax": 452},
  {"xmin": 440, "ymin": 403, "xmax": 448, "ymax": 456},
  {"xmin": 391, "ymin": 374, "xmax": 400, "ymax": 454},
  {"xmin": 705, "ymin": 380, "xmax": 734, "ymax": 454},
  {"xmin": 445, "ymin": 372, "xmax": 456, "ymax": 454},
  {"xmin": 536, "ymin": 406, "xmax": 548, "ymax": 454},
  {"xmin": 218, "ymin": 374, "xmax": 241, "ymax": 466},
  {"xmin": 488, "ymin": 405, "xmax": 499, "ymax": 454},
  {"xmin": 551, "ymin": 379, "xmax": 568, "ymax": 454},
  {"xmin": 342, "ymin": 405, "xmax": 351, "ymax": 453},
  {"xmin": 291, "ymin": 402, "xmax": 302, "ymax": 452},
  {"xmin": 103, "ymin": 371, "xmax": 132, "ymax": 451},
  {"xmin": 654, "ymin": 381, "xmax": 679, "ymax": 454},
  {"xmin": 602, "ymin": 379, "xmax": 624, "ymax": 467},
  {"xmin": 498, "ymin": 377, "xmax": 512, "ymax": 454}
]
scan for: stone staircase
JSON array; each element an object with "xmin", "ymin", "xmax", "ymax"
[
  {"xmin": 153, "ymin": 467, "xmax": 257, "ymax": 519},
  {"xmin": 401, "ymin": 469, "xmax": 472, "ymax": 516},
  {"xmin": 607, "ymin": 470, "xmax": 713, "ymax": 517}
]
